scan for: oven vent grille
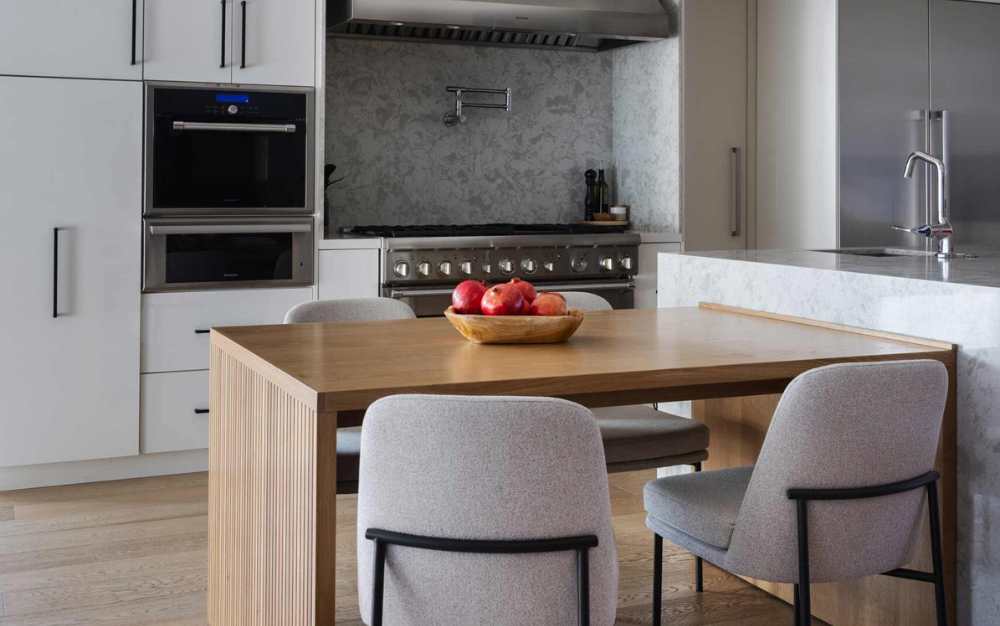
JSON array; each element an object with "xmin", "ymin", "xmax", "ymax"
[{"xmin": 329, "ymin": 21, "xmax": 610, "ymax": 52}]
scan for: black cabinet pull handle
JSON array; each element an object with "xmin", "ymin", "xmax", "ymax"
[
  {"xmin": 240, "ymin": 1, "xmax": 247, "ymax": 69},
  {"xmin": 195, "ymin": 329, "xmax": 211, "ymax": 334},
  {"xmin": 130, "ymin": 0, "xmax": 138, "ymax": 65},
  {"xmin": 52, "ymin": 228, "xmax": 60, "ymax": 319},
  {"xmin": 194, "ymin": 409, "xmax": 211, "ymax": 415},
  {"xmin": 220, "ymin": 0, "xmax": 227, "ymax": 69}
]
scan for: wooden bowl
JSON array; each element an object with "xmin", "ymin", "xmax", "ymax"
[{"xmin": 444, "ymin": 307, "xmax": 585, "ymax": 345}]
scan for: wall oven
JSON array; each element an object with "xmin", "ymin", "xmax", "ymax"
[
  {"xmin": 143, "ymin": 217, "xmax": 314, "ymax": 293},
  {"xmin": 145, "ymin": 82, "xmax": 314, "ymax": 216}
]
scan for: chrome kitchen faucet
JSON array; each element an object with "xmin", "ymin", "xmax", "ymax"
[{"xmin": 895, "ymin": 150, "xmax": 955, "ymax": 259}]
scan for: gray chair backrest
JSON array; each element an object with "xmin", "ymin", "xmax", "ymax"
[
  {"xmin": 283, "ymin": 298, "xmax": 415, "ymax": 324},
  {"xmin": 725, "ymin": 360, "xmax": 948, "ymax": 583},
  {"xmin": 556, "ymin": 291, "xmax": 613, "ymax": 312},
  {"xmin": 357, "ymin": 395, "xmax": 619, "ymax": 626}
]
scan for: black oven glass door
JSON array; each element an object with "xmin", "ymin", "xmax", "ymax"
[
  {"xmin": 150, "ymin": 87, "xmax": 310, "ymax": 211},
  {"xmin": 165, "ymin": 232, "xmax": 294, "ymax": 285},
  {"xmin": 144, "ymin": 218, "xmax": 314, "ymax": 292}
]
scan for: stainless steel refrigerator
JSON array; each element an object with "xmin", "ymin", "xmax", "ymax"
[{"xmin": 840, "ymin": 0, "xmax": 1000, "ymax": 248}]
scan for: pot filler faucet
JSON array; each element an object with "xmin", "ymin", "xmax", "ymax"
[{"xmin": 895, "ymin": 151, "xmax": 955, "ymax": 259}]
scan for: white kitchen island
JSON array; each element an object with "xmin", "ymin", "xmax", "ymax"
[{"xmin": 659, "ymin": 247, "xmax": 1000, "ymax": 626}]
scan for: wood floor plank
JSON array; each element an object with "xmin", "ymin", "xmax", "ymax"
[
  {"xmin": 93, "ymin": 531, "xmax": 208, "ymax": 562},
  {"xmin": 0, "ymin": 503, "xmax": 207, "ymax": 538},
  {"xmin": 11, "ymin": 487, "xmax": 207, "ymax": 521},
  {"xmin": 0, "ymin": 591, "xmax": 207, "ymax": 626},
  {"xmin": 0, "ymin": 509, "xmax": 11, "ymax": 523},
  {"xmin": 0, "ymin": 545, "xmax": 95, "ymax": 576},
  {"xmin": 0, "ymin": 549, "xmax": 206, "ymax": 594},
  {"xmin": 0, "ymin": 516, "xmax": 207, "ymax": 556},
  {"xmin": 3, "ymin": 571, "xmax": 207, "ymax": 617}
]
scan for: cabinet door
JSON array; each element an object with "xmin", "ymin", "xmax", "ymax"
[
  {"xmin": 144, "ymin": 0, "xmax": 233, "ymax": 83},
  {"xmin": 0, "ymin": 77, "xmax": 142, "ymax": 467},
  {"xmin": 318, "ymin": 249, "xmax": 381, "ymax": 300},
  {"xmin": 0, "ymin": 0, "xmax": 143, "ymax": 80},
  {"xmin": 233, "ymin": 0, "xmax": 315, "ymax": 86},
  {"xmin": 682, "ymin": 0, "xmax": 749, "ymax": 251}
]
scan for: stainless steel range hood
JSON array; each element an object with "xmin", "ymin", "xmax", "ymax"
[{"xmin": 327, "ymin": 0, "xmax": 673, "ymax": 52}]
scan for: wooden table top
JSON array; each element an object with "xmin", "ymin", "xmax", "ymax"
[{"xmin": 211, "ymin": 305, "xmax": 954, "ymax": 413}]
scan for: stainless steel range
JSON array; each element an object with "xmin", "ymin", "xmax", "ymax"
[{"xmin": 345, "ymin": 224, "xmax": 639, "ymax": 317}]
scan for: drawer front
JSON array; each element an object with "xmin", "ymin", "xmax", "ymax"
[
  {"xmin": 141, "ymin": 288, "xmax": 313, "ymax": 373},
  {"xmin": 141, "ymin": 371, "xmax": 210, "ymax": 454}
]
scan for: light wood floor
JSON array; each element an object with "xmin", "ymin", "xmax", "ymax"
[{"xmin": 0, "ymin": 471, "xmax": 815, "ymax": 626}]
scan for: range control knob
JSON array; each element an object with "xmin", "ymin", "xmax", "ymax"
[
  {"xmin": 499, "ymin": 258, "xmax": 515, "ymax": 275},
  {"xmin": 620, "ymin": 255, "xmax": 633, "ymax": 271},
  {"xmin": 393, "ymin": 261, "xmax": 410, "ymax": 278},
  {"xmin": 543, "ymin": 261, "xmax": 555, "ymax": 272},
  {"xmin": 521, "ymin": 258, "xmax": 538, "ymax": 274},
  {"xmin": 227, "ymin": 105, "xmax": 239, "ymax": 115},
  {"xmin": 460, "ymin": 261, "xmax": 474, "ymax": 276},
  {"xmin": 482, "ymin": 263, "xmax": 492, "ymax": 275},
  {"xmin": 600, "ymin": 256, "xmax": 616, "ymax": 271},
  {"xmin": 571, "ymin": 257, "xmax": 588, "ymax": 273},
  {"xmin": 438, "ymin": 261, "xmax": 453, "ymax": 276},
  {"xmin": 417, "ymin": 261, "xmax": 432, "ymax": 277}
]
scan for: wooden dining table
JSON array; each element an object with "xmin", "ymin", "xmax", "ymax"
[{"xmin": 207, "ymin": 303, "xmax": 956, "ymax": 626}]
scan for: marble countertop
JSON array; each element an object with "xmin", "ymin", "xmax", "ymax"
[{"xmin": 679, "ymin": 246, "xmax": 1000, "ymax": 289}]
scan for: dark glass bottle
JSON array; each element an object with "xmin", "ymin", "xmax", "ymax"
[
  {"xmin": 584, "ymin": 169, "xmax": 598, "ymax": 221},
  {"xmin": 596, "ymin": 169, "xmax": 610, "ymax": 214}
]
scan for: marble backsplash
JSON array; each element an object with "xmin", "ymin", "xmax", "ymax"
[{"xmin": 325, "ymin": 38, "xmax": 614, "ymax": 231}]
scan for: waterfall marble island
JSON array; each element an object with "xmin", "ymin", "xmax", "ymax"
[{"xmin": 659, "ymin": 246, "xmax": 1000, "ymax": 626}]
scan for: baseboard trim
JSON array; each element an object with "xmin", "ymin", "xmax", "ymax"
[{"xmin": 0, "ymin": 449, "xmax": 208, "ymax": 491}]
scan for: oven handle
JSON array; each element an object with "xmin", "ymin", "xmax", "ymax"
[
  {"xmin": 389, "ymin": 281, "xmax": 635, "ymax": 299},
  {"xmin": 171, "ymin": 121, "xmax": 297, "ymax": 133},
  {"xmin": 149, "ymin": 224, "xmax": 313, "ymax": 235}
]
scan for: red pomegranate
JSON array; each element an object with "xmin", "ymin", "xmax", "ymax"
[
  {"xmin": 452, "ymin": 280, "xmax": 489, "ymax": 315},
  {"xmin": 507, "ymin": 278, "xmax": 538, "ymax": 305},
  {"xmin": 529, "ymin": 292, "xmax": 570, "ymax": 317},
  {"xmin": 481, "ymin": 284, "xmax": 527, "ymax": 316}
]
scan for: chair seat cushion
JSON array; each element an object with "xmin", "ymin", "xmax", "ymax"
[
  {"xmin": 644, "ymin": 465, "xmax": 754, "ymax": 549},
  {"xmin": 337, "ymin": 426, "xmax": 362, "ymax": 483},
  {"xmin": 594, "ymin": 406, "xmax": 709, "ymax": 465}
]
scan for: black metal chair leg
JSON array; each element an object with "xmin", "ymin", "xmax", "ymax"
[
  {"xmin": 928, "ymin": 482, "xmax": 948, "ymax": 626},
  {"xmin": 577, "ymin": 548, "xmax": 591, "ymax": 626},
  {"xmin": 653, "ymin": 534, "xmax": 663, "ymax": 626},
  {"xmin": 796, "ymin": 499, "xmax": 812, "ymax": 626},
  {"xmin": 793, "ymin": 584, "xmax": 800, "ymax": 626},
  {"xmin": 695, "ymin": 556, "xmax": 704, "ymax": 592},
  {"xmin": 371, "ymin": 538, "xmax": 386, "ymax": 626}
]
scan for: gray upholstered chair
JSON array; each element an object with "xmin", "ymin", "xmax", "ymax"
[
  {"xmin": 556, "ymin": 292, "xmax": 710, "ymax": 474},
  {"xmin": 284, "ymin": 298, "xmax": 416, "ymax": 495},
  {"xmin": 357, "ymin": 395, "xmax": 619, "ymax": 626},
  {"xmin": 643, "ymin": 360, "xmax": 949, "ymax": 626}
]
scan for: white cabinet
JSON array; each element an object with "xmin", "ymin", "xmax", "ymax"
[
  {"xmin": 0, "ymin": 77, "xmax": 143, "ymax": 467},
  {"xmin": 145, "ymin": 0, "xmax": 315, "ymax": 86},
  {"xmin": 682, "ymin": 0, "xmax": 750, "ymax": 252},
  {"xmin": 141, "ymin": 371, "xmax": 210, "ymax": 454},
  {"xmin": 141, "ymin": 288, "xmax": 314, "ymax": 373},
  {"xmin": 234, "ymin": 0, "xmax": 316, "ymax": 87},
  {"xmin": 0, "ymin": 0, "xmax": 143, "ymax": 80},
  {"xmin": 144, "ymin": 0, "xmax": 233, "ymax": 84},
  {"xmin": 318, "ymin": 249, "xmax": 381, "ymax": 300}
]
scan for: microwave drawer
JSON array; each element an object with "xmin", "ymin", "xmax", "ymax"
[
  {"xmin": 141, "ymin": 371, "xmax": 210, "ymax": 454},
  {"xmin": 141, "ymin": 288, "xmax": 314, "ymax": 374}
]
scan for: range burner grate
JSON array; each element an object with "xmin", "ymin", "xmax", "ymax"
[{"xmin": 347, "ymin": 223, "xmax": 627, "ymax": 238}]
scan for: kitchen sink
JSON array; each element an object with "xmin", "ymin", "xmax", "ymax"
[{"xmin": 814, "ymin": 248, "xmax": 937, "ymax": 258}]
